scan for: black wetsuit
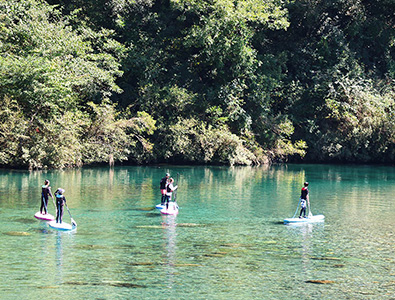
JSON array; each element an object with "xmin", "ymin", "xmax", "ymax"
[
  {"xmin": 160, "ymin": 177, "xmax": 168, "ymax": 204},
  {"xmin": 55, "ymin": 194, "xmax": 66, "ymax": 223},
  {"xmin": 41, "ymin": 185, "xmax": 53, "ymax": 214},
  {"xmin": 299, "ymin": 187, "xmax": 309, "ymax": 217}
]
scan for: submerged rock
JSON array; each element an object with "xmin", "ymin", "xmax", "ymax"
[
  {"xmin": 174, "ymin": 263, "xmax": 201, "ymax": 267},
  {"xmin": 203, "ymin": 252, "xmax": 227, "ymax": 258},
  {"xmin": 136, "ymin": 207, "xmax": 155, "ymax": 211},
  {"xmin": 129, "ymin": 262, "xmax": 156, "ymax": 266},
  {"xmin": 306, "ymin": 280, "xmax": 335, "ymax": 284},
  {"xmin": 4, "ymin": 231, "xmax": 31, "ymax": 236},
  {"xmin": 135, "ymin": 225, "xmax": 163, "ymax": 229},
  {"xmin": 145, "ymin": 213, "xmax": 160, "ymax": 218},
  {"xmin": 13, "ymin": 218, "xmax": 36, "ymax": 224},
  {"xmin": 219, "ymin": 243, "xmax": 244, "ymax": 248},
  {"xmin": 311, "ymin": 256, "xmax": 341, "ymax": 261},
  {"xmin": 65, "ymin": 281, "xmax": 146, "ymax": 288},
  {"xmin": 177, "ymin": 223, "xmax": 203, "ymax": 227},
  {"xmin": 103, "ymin": 281, "xmax": 146, "ymax": 288},
  {"xmin": 75, "ymin": 244, "xmax": 108, "ymax": 250}
]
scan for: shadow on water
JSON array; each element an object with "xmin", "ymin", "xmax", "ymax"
[{"xmin": 12, "ymin": 217, "xmax": 37, "ymax": 224}]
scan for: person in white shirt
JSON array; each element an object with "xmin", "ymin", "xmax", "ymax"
[{"xmin": 165, "ymin": 178, "xmax": 178, "ymax": 209}]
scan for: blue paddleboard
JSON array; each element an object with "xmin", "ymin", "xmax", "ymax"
[{"xmin": 48, "ymin": 220, "xmax": 76, "ymax": 231}]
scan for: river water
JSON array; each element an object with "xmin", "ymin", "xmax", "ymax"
[{"xmin": 0, "ymin": 165, "xmax": 394, "ymax": 299}]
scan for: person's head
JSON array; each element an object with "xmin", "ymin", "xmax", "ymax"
[
  {"xmin": 57, "ymin": 188, "xmax": 65, "ymax": 194},
  {"xmin": 166, "ymin": 173, "xmax": 170, "ymax": 178},
  {"xmin": 304, "ymin": 182, "xmax": 309, "ymax": 187},
  {"xmin": 169, "ymin": 178, "xmax": 174, "ymax": 183},
  {"xmin": 44, "ymin": 180, "xmax": 50, "ymax": 185}
]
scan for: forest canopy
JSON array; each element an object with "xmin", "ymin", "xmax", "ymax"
[{"xmin": 0, "ymin": 0, "xmax": 394, "ymax": 169}]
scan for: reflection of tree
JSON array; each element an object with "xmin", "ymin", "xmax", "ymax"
[{"xmin": 162, "ymin": 215, "xmax": 177, "ymax": 290}]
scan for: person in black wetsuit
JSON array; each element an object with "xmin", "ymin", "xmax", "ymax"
[
  {"xmin": 41, "ymin": 180, "xmax": 54, "ymax": 215},
  {"xmin": 54, "ymin": 188, "xmax": 66, "ymax": 223},
  {"xmin": 160, "ymin": 173, "xmax": 170, "ymax": 205},
  {"xmin": 299, "ymin": 182, "xmax": 310, "ymax": 218}
]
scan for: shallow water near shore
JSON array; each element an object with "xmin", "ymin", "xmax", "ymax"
[{"xmin": 0, "ymin": 164, "xmax": 394, "ymax": 299}]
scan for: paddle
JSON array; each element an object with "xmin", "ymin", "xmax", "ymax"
[
  {"xmin": 174, "ymin": 173, "xmax": 180, "ymax": 209},
  {"xmin": 51, "ymin": 193, "xmax": 56, "ymax": 212},
  {"xmin": 174, "ymin": 173, "xmax": 179, "ymax": 201},
  {"xmin": 292, "ymin": 199, "xmax": 301, "ymax": 218},
  {"xmin": 307, "ymin": 200, "xmax": 313, "ymax": 218},
  {"xmin": 65, "ymin": 203, "xmax": 77, "ymax": 227}
]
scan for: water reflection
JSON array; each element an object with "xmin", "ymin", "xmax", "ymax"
[
  {"xmin": 55, "ymin": 232, "xmax": 64, "ymax": 284},
  {"xmin": 286, "ymin": 222, "xmax": 326, "ymax": 278},
  {"xmin": 161, "ymin": 215, "xmax": 177, "ymax": 291},
  {"xmin": 54, "ymin": 230, "xmax": 76, "ymax": 285}
]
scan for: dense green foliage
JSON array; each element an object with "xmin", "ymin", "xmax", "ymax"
[{"xmin": 0, "ymin": 0, "xmax": 394, "ymax": 168}]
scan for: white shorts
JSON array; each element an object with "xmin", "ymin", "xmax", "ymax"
[{"xmin": 300, "ymin": 199, "xmax": 306, "ymax": 208}]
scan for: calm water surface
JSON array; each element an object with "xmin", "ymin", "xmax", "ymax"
[{"xmin": 0, "ymin": 165, "xmax": 394, "ymax": 299}]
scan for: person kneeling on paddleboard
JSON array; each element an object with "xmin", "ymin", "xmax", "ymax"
[
  {"xmin": 160, "ymin": 173, "xmax": 170, "ymax": 205},
  {"xmin": 55, "ymin": 188, "xmax": 66, "ymax": 223},
  {"xmin": 41, "ymin": 180, "xmax": 54, "ymax": 215},
  {"xmin": 299, "ymin": 182, "xmax": 310, "ymax": 218},
  {"xmin": 165, "ymin": 178, "xmax": 178, "ymax": 209}
]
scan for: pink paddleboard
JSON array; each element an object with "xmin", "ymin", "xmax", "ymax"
[{"xmin": 34, "ymin": 211, "xmax": 55, "ymax": 221}]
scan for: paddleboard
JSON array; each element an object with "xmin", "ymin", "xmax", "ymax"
[
  {"xmin": 156, "ymin": 203, "xmax": 166, "ymax": 210},
  {"xmin": 47, "ymin": 220, "xmax": 76, "ymax": 231},
  {"xmin": 284, "ymin": 214, "xmax": 325, "ymax": 224},
  {"xmin": 34, "ymin": 211, "xmax": 55, "ymax": 221},
  {"xmin": 156, "ymin": 203, "xmax": 179, "ymax": 210},
  {"xmin": 160, "ymin": 202, "xmax": 179, "ymax": 215}
]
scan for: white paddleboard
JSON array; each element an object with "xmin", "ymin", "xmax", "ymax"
[
  {"xmin": 34, "ymin": 211, "xmax": 55, "ymax": 221},
  {"xmin": 284, "ymin": 214, "xmax": 325, "ymax": 224},
  {"xmin": 48, "ymin": 220, "xmax": 76, "ymax": 231},
  {"xmin": 156, "ymin": 203, "xmax": 179, "ymax": 210},
  {"xmin": 160, "ymin": 202, "xmax": 179, "ymax": 215}
]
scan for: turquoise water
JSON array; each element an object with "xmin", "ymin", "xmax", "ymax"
[{"xmin": 0, "ymin": 165, "xmax": 394, "ymax": 299}]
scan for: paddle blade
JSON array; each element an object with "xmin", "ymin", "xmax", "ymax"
[{"xmin": 71, "ymin": 218, "xmax": 77, "ymax": 227}]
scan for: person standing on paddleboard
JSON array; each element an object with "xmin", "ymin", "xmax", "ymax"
[
  {"xmin": 165, "ymin": 178, "xmax": 178, "ymax": 209},
  {"xmin": 41, "ymin": 180, "xmax": 54, "ymax": 215},
  {"xmin": 160, "ymin": 173, "xmax": 170, "ymax": 205},
  {"xmin": 54, "ymin": 188, "xmax": 66, "ymax": 223},
  {"xmin": 299, "ymin": 182, "xmax": 310, "ymax": 218}
]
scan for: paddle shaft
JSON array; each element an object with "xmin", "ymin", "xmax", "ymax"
[
  {"xmin": 65, "ymin": 203, "xmax": 76, "ymax": 226},
  {"xmin": 292, "ymin": 199, "xmax": 301, "ymax": 218},
  {"xmin": 308, "ymin": 200, "xmax": 313, "ymax": 217},
  {"xmin": 51, "ymin": 196, "xmax": 56, "ymax": 211},
  {"xmin": 174, "ymin": 173, "xmax": 179, "ymax": 202}
]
